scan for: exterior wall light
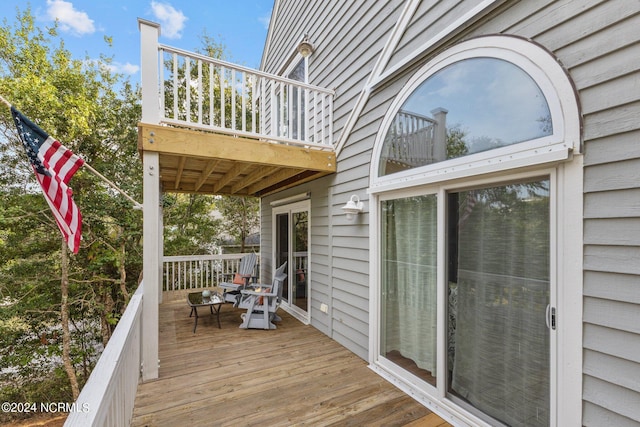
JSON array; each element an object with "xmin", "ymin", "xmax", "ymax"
[
  {"xmin": 297, "ymin": 35, "xmax": 314, "ymax": 57},
  {"xmin": 342, "ymin": 195, "xmax": 363, "ymax": 221}
]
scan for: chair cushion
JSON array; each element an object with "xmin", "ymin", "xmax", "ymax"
[
  {"xmin": 258, "ymin": 286, "xmax": 272, "ymax": 305},
  {"xmin": 233, "ymin": 273, "xmax": 246, "ymax": 285}
]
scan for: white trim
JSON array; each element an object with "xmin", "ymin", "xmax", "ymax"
[
  {"xmin": 279, "ymin": 52, "xmax": 308, "ymax": 82},
  {"xmin": 334, "ymin": 0, "xmax": 422, "ymax": 155},
  {"xmin": 272, "ymin": 199, "xmax": 311, "ymax": 325},
  {"xmin": 370, "ymin": 142, "xmax": 571, "ymax": 195},
  {"xmin": 371, "ymin": 0, "xmax": 508, "ymax": 88},
  {"xmin": 259, "ymin": 0, "xmax": 280, "ymax": 70},
  {"xmin": 370, "ymin": 36, "xmax": 582, "ymax": 191},
  {"xmin": 269, "ymin": 192, "xmax": 310, "ymax": 207},
  {"xmin": 556, "ymin": 156, "xmax": 584, "ymax": 426},
  {"xmin": 370, "ymin": 362, "xmax": 498, "ymax": 427}
]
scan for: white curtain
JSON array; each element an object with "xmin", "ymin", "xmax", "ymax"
[
  {"xmin": 382, "ymin": 195, "xmax": 437, "ymax": 374},
  {"xmin": 450, "ymin": 183, "xmax": 550, "ymax": 427}
]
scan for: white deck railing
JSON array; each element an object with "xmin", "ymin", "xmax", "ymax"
[
  {"xmin": 156, "ymin": 43, "xmax": 334, "ymax": 149},
  {"xmin": 163, "ymin": 253, "xmax": 260, "ymax": 291},
  {"xmin": 64, "ymin": 285, "xmax": 143, "ymax": 427},
  {"xmin": 382, "ymin": 108, "xmax": 448, "ymax": 168}
]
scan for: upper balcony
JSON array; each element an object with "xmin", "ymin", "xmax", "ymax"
[{"xmin": 138, "ymin": 20, "xmax": 336, "ymax": 197}]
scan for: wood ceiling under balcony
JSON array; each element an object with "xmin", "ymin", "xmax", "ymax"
[{"xmin": 138, "ymin": 123, "xmax": 336, "ymax": 197}]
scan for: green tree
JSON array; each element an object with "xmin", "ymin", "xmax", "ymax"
[
  {"xmin": 0, "ymin": 7, "xmax": 142, "ymax": 418},
  {"xmin": 446, "ymin": 124, "xmax": 469, "ymax": 159},
  {"xmin": 215, "ymin": 196, "xmax": 260, "ymax": 253},
  {"xmin": 163, "ymin": 193, "xmax": 222, "ymax": 256}
]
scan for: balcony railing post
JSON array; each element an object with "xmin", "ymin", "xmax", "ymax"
[{"xmin": 139, "ymin": 19, "xmax": 161, "ymax": 124}]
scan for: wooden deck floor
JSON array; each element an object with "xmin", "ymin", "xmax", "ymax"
[{"xmin": 131, "ymin": 293, "xmax": 451, "ymax": 427}]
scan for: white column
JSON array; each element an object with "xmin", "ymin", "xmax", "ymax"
[
  {"xmin": 139, "ymin": 19, "xmax": 161, "ymax": 381},
  {"xmin": 431, "ymin": 107, "xmax": 448, "ymax": 162},
  {"xmin": 139, "ymin": 19, "xmax": 161, "ymax": 123}
]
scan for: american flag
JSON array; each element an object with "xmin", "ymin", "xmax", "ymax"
[{"xmin": 11, "ymin": 107, "xmax": 84, "ymax": 254}]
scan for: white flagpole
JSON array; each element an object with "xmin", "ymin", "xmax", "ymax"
[{"xmin": 1, "ymin": 94, "xmax": 143, "ymax": 209}]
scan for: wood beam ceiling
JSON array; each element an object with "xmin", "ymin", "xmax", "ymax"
[{"xmin": 138, "ymin": 123, "xmax": 336, "ymax": 197}]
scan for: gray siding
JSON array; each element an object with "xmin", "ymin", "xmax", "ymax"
[
  {"xmin": 559, "ymin": 1, "xmax": 640, "ymax": 424},
  {"xmin": 261, "ymin": 0, "xmax": 405, "ymax": 360},
  {"xmin": 386, "ymin": 0, "xmax": 640, "ymax": 424},
  {"xmin": 262, "ymin": 0, "xmax": 640, "ymax": 424}
]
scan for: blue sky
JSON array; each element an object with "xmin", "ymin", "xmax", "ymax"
[{"xmin": 0, "ymin": 0, "xmax": 273, "ymax": 82}]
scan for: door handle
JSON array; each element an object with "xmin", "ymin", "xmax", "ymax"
[{"xmin": 546, "ymin": 304, "xmax": 556, "ymax": 330}]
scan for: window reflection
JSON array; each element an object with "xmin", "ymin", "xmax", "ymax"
[{"xmin": 379, "ymin": 58, "xmax": 552, "ymax": 176}]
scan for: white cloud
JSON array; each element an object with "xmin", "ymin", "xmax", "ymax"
[
  {"xmin": 258, "ymin": 14, "xmax": 270, "ymax": 30},
  {"xmin": 46, "ymin": 0, "xmax": 95, "ymax": 36},
  {"xmin": 109, "ymin": 62, "xmax": 140, "ymax": 75},
  {"xmin": 150, "ymin": 1, "xmax": 187, "ymax": 39},
  {"xmin": 84, "ymin": 59, "xmax": 140, "ymax": 76}
]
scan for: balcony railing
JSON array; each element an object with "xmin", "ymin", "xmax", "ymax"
[
  {"xmin": 64, "ymin": 285, "xmax": 143, "ymax": 427},
  {"xmin": 157, "ymin": 44, "xmax": 334, "ymax": 149},
  {"xmin": 382, "ymin": 108, "xmax": 448, "ymax": 168},
  {"xmin": 162, "ymin": 253, "xmax": 260, "ymax": 292}
]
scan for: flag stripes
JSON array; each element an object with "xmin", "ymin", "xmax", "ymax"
[{"xmin": 11, "ymin": 107, "xmax": 84, "ymax": 253}]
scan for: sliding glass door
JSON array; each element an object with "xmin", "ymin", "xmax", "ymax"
[
  {"xmin": 380, "ymin": 178, "xmax": 552, "ymax": 426},
  {"xmin": 274, "ymin": 200, "xmax": 309, "ymax": 321}
]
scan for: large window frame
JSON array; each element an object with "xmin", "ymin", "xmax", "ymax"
[{"xmin": 368, "ymin": 36, "xmax": 582, "ymax": 427}]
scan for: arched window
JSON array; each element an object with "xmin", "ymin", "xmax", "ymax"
[
  {"xmin": 379, "ymin": 57, "xmax": 552, "ymax": 176},
  {"xmin": 370, "ymin": 35, "xmax": 580, "ymax": 192}
]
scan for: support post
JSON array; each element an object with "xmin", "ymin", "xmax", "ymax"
[
  {"xmin": 431, "ymin": 107, "xmax": 448, "ymax": 162},
  {"xmin": 139, "ymin": 18, "xmax": 161, "ymax": 381}
]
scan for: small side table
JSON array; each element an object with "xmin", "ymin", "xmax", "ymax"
[{"xmin": 187, "ymin": 292, "xmax": 223, "ymax": 333}]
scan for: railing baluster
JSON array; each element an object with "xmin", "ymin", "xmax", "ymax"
[
  {"xmin": 241, "ymin": 73, "xmax": 247, "ymax": 132},
  {"xmin": 160, "ymin": 49, "xmax": 166, "ymax": 120},
  {"xmin": 176, "ymin": 261, "xmax": 180, "ymax": 290},
  {"xmin": 282, "ymin": 81, "xmax": 286, "ymax": 138},
  {"xmin": 190, "ymin": 260, "xmax": 195, "ymax": 289},
  {"xmin": 261, "ymin": 77, "xmax": 266, "ymax": 135},
  {"xmin": 304, "ymin": 87, "xmax": 309, "ymax": 143},
  {"xmin": 313, "ymin": 91, "xmax": 317, "ymax": 143},
  {"xmin": 321, "ymin": 93, "xmax": 326, "ymax": 147},
  {"xmin": 169, "ymin": 262, "xmax": 173, "ymax": 291},
  {"xmin": 328, "ymin": 94, "xmax": 333, "ymax": 146},
  {"xmin": 270, "ymin": 80, "xmax": 276, "ymax": 137},
  {"xmin": 185, "ymin": 58, "xmax": 191, "ymax": 123},
  {"xmin": 220, "ymin": 66, "xmax": 226, "ymax": 129},
  {"xmin": 172, "ymin": 52, "xmax": 178, "ymax": 120},
  {"xmin": 163, "ymin": 262, "xmax": 168, "ymax": 291},
  {"xmin": 231, "ymin": 68, "xmax": 236, "ymax": 131},
  {"xmin": 287, "ymin": 83, "xmax": 293, "ymax": 139},
  {"xmin": 296, "ymin": 86, "xmax": 302, "ymax": 142},
  {"xmin": 251, "ymin": 75, "xmax": 257, "ymax": 133},
  {"xmin": 197, "ymin": 59, "xmax": 203, "ymax": 125},
  {"xmin": 209, "ymin": 63, "xmax": 214, "ymax": 126}
]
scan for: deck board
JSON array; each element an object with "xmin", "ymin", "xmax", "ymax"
[{"xmin": 131, "ymin": 293, "xmax": 451, "ymax": 426}]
